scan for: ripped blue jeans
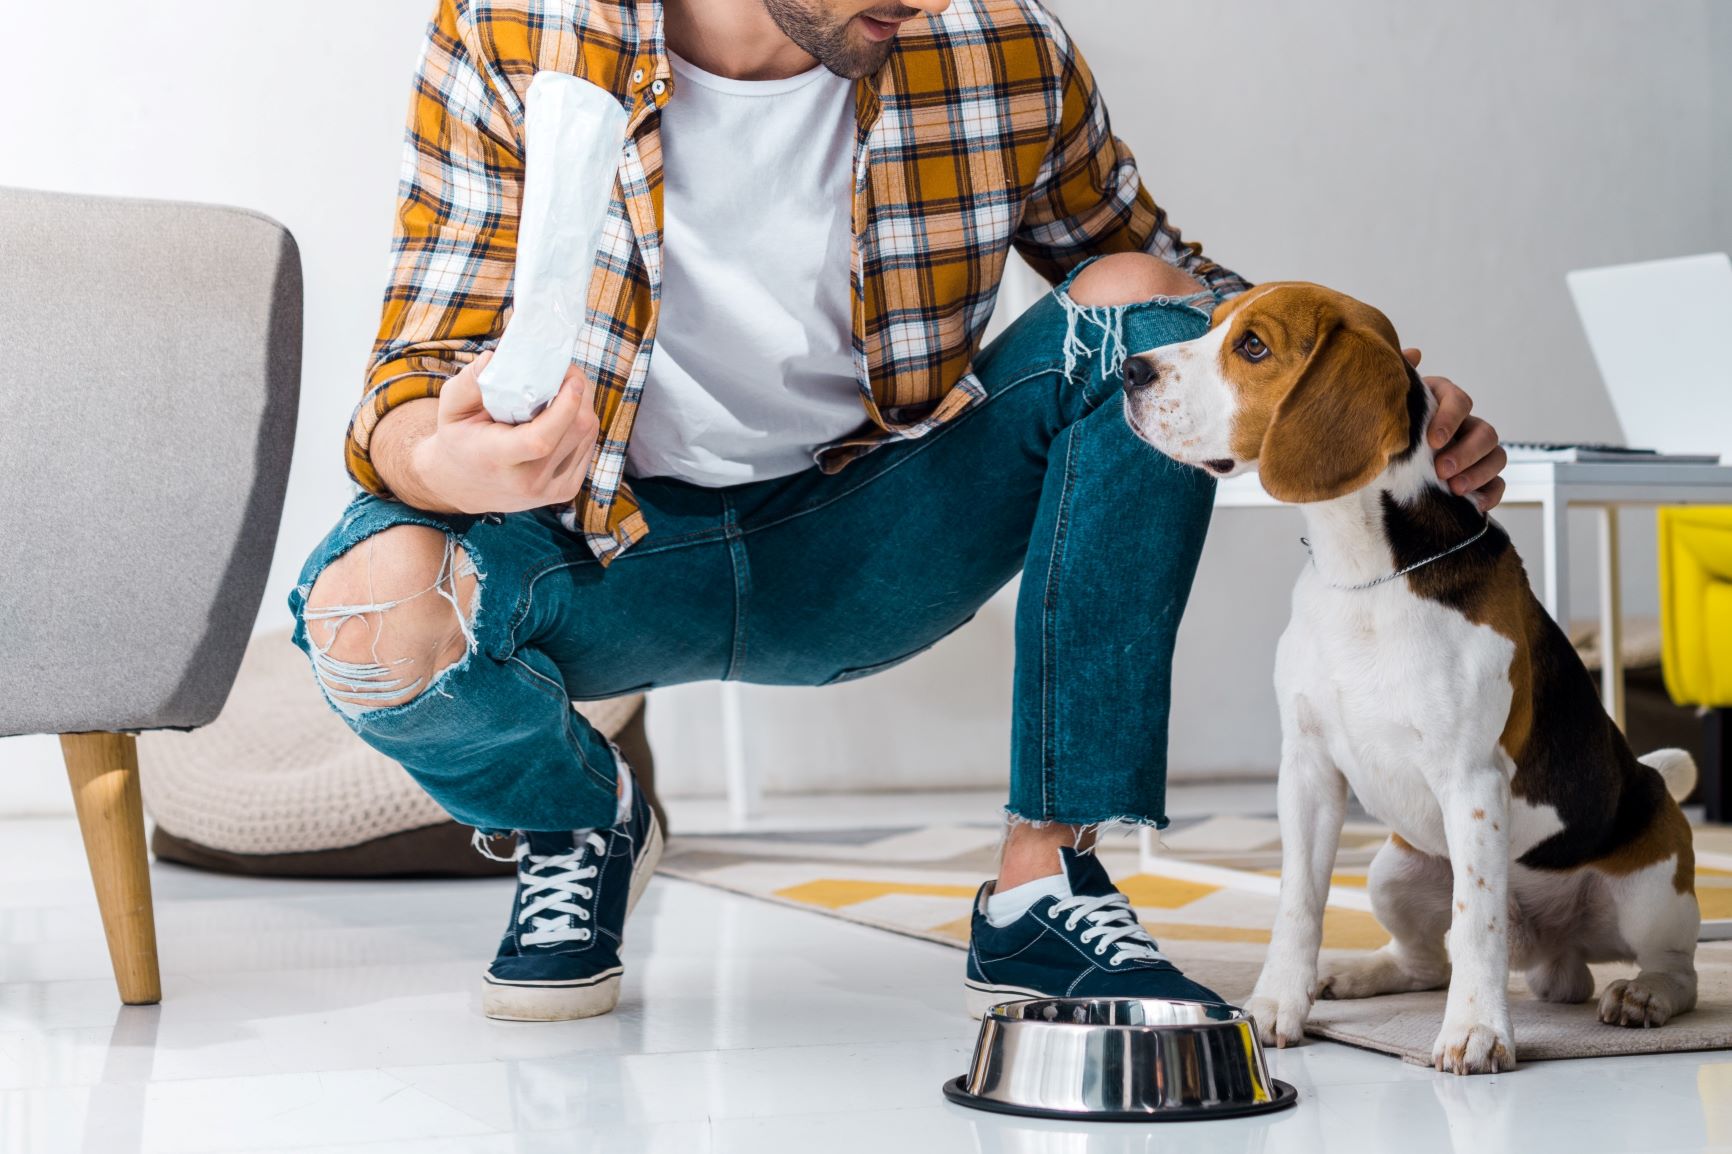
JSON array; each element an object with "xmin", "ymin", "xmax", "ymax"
[{"xmin": 288, "ymin": 264, "xmax": 1218, "ymax": 833}]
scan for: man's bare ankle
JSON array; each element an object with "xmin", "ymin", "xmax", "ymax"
[{"xmin": 996, "ymin": 821, "xmax": 1094, "ymax": 890}]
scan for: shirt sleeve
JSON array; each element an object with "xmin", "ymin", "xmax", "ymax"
[
  {"xmin": 345, "ymin": 0, "xmax": 523, "ymax": 497},
  {"xmin": 1014, "ymin": 33, "xmax": 1249, "ymax": 298}
]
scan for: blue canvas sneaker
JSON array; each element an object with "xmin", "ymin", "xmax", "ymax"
[
  {"xmin": 480, "ymin": 772, "xmax": 663, "ymax": 1021},
  {"xmin": 964, "ymin": 846, "xmax": 1224, "ymax": 1018}
]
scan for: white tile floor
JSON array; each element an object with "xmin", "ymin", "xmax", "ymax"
[{"xmin": 3, "ymin": 788, "xmax": 1730, "ymax": 1154}]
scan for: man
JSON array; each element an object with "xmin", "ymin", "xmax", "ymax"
[{"xmin": 291, "ymin": 0, "xmax": 1508, "ymax": 1021}]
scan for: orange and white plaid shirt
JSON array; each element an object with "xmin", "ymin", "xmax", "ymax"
[{"xmin": 348, "ymin": 0, "xmax": 1246, "ymax": 563}]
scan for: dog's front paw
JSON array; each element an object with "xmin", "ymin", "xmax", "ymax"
[
  {"xmin": 1244, "ymin": 984, "xmax": 1312, "ymax": 1048},
  {"xmin": 1431, "ymin": 1019, "xmax": 1516, "ymax": 1075},
  {"xmin": 1598, "ymin": 976, "xmax": 1678, "ymax": 1028}
]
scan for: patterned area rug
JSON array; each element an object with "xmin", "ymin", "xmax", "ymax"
[{"xmin": 660, "ymin": 817, "xmax": 1732, "ymax": 1065}]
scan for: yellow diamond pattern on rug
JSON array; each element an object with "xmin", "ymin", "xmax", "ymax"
[{"xmin": 659, "ymin": 819, "xmax": 1392, "ymax": 958}]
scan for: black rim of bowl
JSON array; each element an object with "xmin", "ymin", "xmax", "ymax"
[{"xmin": 940, "ymin": 1076, "xmax": 1299, "ymax": 1124}]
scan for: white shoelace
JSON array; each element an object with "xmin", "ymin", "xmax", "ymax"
[
  {"xmin": 1047, "ymin": 891, "xmax": 1167, "ymax": 966},
  {"xmin": 514, "ymin": 831, "xmax": 607, "ymax": 946}
]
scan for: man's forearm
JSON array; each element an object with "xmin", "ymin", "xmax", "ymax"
[{"xmin": 371, "ymin": 398, "xmax": 459, "ymax": 513}]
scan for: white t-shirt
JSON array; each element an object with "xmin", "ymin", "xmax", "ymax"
[{"xmin": 624, "ymin": 52, "xmax": 863, "ymax": 486}]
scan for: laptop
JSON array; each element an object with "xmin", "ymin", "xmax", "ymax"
[{"xmin": 1548, "ymin": 253, "xmax": 1732, "ymax": 465}]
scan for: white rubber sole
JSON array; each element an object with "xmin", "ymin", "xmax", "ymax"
[
  {"xmin": 964, "ymin": 979, "xmax": 1047, "ymax": 1020},
  {"xmin": 480, "ymin": 814, "xmax": 665, "ymax": 1022}
]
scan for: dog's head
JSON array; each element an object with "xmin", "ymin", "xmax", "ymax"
[{"xmin": 1121, "ymin": 283, "xmax": 1423, "ymax": 504}]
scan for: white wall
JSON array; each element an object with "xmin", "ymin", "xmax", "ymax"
[
  {"xmin": 2, "ymin": 1, "xmax": 1724, "ymax": 808},
  {"xmin": 1716, "ymin": 5, "xmax": 1732, "ymax": 247},
  {"xmin": 1053, "ymin": 0, "xmax": 1725, "ymax": 777}
]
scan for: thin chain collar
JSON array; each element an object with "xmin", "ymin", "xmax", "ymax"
[{"xmin": 1301, "ymin": 519, "xmax": 1491, "ymax": 592}]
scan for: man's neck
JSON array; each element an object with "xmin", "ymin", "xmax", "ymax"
[{"xmin": 663, "ymin": 0, "xmax": 818, "ymax": 81}]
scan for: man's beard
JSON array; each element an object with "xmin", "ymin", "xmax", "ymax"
[{"xmin": 762, "ymin": 0, "xmax": 912, "ymax": 79}]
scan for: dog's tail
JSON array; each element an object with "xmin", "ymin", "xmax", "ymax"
[{"xmin": 1640, "ymin": 748, "xmax": 1699, "ymax": 802}]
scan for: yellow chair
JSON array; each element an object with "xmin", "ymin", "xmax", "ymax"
[{"xmin": 1658, "ymin": 507, "xmax": 1732, "ymax": 821}]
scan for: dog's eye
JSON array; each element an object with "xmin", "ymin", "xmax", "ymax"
[{"xmin": 1240, "ymin": 333, "xmax": 1270, "ymax": 362}]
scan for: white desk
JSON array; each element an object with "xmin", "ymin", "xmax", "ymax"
[{"xmin": 1214, "ymin": 460, "xmax": 1732, "ymax": 728}]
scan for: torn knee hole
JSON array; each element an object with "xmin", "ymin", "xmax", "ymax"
[
  {"xmin": 1059, "ymin": 255, "xmax": 1215, "ymax": 383},
  {"xmin": 302, "ymin": 528, "xmax": 482, "ymax": 715},
  {"xmin": 1068, "ymin": 253, "xmax": 1205, "ymax": 308}
]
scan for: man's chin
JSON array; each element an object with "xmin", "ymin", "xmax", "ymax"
[{"xmin": 820, "ymin": 30, "xmax": 895, "ymax": 78}]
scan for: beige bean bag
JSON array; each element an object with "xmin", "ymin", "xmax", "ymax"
[{"xmin": 137, "ymin": 630, "xmax": 658, "ymax": 878}]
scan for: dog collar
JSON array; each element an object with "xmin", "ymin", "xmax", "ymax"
[{"xmin": 1301, "ymin": 519, "xmax": 1491, "ymax": 591}]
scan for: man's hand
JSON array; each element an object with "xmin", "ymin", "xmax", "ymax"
[
  {"xmin": 1404, "ymin": 348, "xmax": 1506, "ymax": 512},
  {"xmin": 372, "ymin": 351, "xmax": 601, "ymax": 515}
]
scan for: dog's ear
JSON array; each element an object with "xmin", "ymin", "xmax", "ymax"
[{"xmin": 1257, "ymin": 320, "xmax": 1414, "ymax": 504}]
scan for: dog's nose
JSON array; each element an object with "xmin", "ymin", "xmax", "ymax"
[{"xmin": 1123, "ymin": 357, "xmax": 1158, "ymax": 392}]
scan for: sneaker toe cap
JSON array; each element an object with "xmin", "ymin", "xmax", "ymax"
[
  {"xmin": 1128, "ymin": 965, "xmax": 1226, "ymax": 1005},
  {"xmin": 1076, "ymin": 964, "xmax": 1226, "ymax": 1006},
  {"xmin": 488, "ymin": 951, "xmax": 617, "ymax": 985},
  {"xmin": 1163, "ymin": 970, "xmax": 1227, "ymax": 1005}
]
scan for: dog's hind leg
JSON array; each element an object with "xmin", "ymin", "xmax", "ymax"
[
  {"xmin": 1598, "ymin": 855, "xmax": 1700, "ymax": 1027},
  {"xmin": 1317, "ymin": 834, "xmax": 1452, "ymax": 999},
  {"xmin": 1525, "ymin": 954, "xmax": 1595, "ymax": 1003}
]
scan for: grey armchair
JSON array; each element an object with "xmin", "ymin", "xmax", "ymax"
[{"xmin": 0, "ymin": 188, "xmax": 301, "ymax": 1003}]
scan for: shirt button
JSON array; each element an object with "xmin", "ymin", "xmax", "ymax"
[
  {"xmin": 631, "ymin": 68, "xmax": 645, "ymax": 84},
  {"xmin": 651, "ymin": 79, "xmax": 666, "ymax": 96}
]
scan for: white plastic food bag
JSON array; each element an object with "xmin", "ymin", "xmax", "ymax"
[{"xmin": 478, "ymin": 71, "xmax": 630, "ymax": 425}]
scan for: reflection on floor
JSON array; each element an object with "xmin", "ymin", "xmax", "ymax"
[{"xmin": 2, "ymin": 786, "xmax": 1729, "ymax": 1153}]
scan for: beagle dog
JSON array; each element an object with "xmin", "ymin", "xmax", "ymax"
[{"xmin": 1121, "ymin": 283, "xmax": 1700, "ymax": 1075}]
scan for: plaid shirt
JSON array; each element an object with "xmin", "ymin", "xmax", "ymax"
[{"xmin": 349, "ymin": 0, "xmax": 1247, "ymax": 563}]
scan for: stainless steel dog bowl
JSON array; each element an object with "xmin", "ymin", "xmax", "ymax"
[{"xmin": 944, "ymin": 997, "xmax": 1297, "ymax": 1122}]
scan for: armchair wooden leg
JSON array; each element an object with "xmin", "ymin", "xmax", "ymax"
[{"xmin": 60, "ymin": 732, "xmax": 161, "ymax": 1005}]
